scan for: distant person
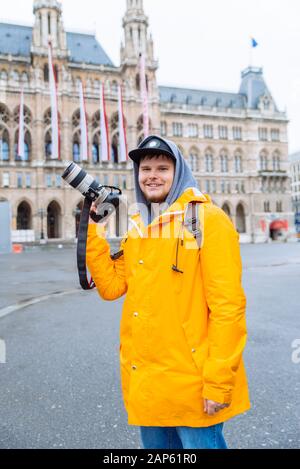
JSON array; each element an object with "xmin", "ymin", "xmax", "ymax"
[{"xmin": 87, "ymin": 136, "xmax": 250, "ymax": 449}]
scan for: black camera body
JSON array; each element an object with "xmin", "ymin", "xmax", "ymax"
[{"xmin": 62, "ymin": 162, "xmax": 122, "ymax": 222}]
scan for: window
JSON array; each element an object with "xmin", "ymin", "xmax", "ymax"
[
  {"xmin": 211, "ymin": 180, "xmax": 216, "ymax": 193},
  {"xmin": 44, "ymin": 64, "xmax": 49, "ymax": 82},
  {"xmin": 235, "ymin": 153, "xmax": 243, "ymax": 173},
  {"xmin": 172, "ymin": 123, "xmax": 183, "ymax": 137},
  {"xmin": 272, "ymin": 152, "xmax": 280, "ymax": 171},
  {"xmin": 103, "ymin": 174, "xmax": 109, "ymax": 186},
  {"xmin": 2, "ymin": 172, "xmax": 9, "ymax": 187},
  {"xmin": 56, "ymin": 175, "xmax": 61, "ymax": 188},
  {"xmin": 113, "ymin": 175, "xmax": 119, "ymax": 187},
  {"xmin": 264, "ymin": 201, "xmax": 270, "ymax": 212},
  {"xmin": 233, "ymin": 127, "xmax": 242, "ymax": 140},
  {"xmin": 259, "ymin": 152, "xmax": 268, "ymax": 171},
  {"xmin": 271, "ymin": 129, "xmax": 280, "ymax": 142},
  {"xmin": 92, "ymin": 143, "xmax": 100, "ymax": 164},
  {"xmin": 204, "ymin": 125, "xmax": 213, "ymax": 139},
  {"xmin": 189, "ymin": 151, "xmax": 199, "ymax": 172},
  {"xmin": 276, "ymin": 201, "xmax": 283, "ymax": 212},
  {"xmin": 17, "ymin": 173, "xmax": 23, "ymax": 188},
  {"xmin": 46, "ymin": 174, "xmax": 52, "ymax": 188},
  {"xmin": 188, "ymin": 124, "xmax": 198, "ymax": 138},
  {"xmin": 221, "ymin": 180, "xmax": 226, "ymax": 194},
  {"xmin": 73, "ymin": 142, "xmax": 80, "ymax": 163},
  {"xmin": 220, "ymin": 152, "xmax": 229, "ymax": 173},
  {"xmin": 0, "ymin": 137, "xmax": 9, "ymax": 161},
  {"xmin": 25, "ymin": 173, "xmax": 31, "ymax": 188},
  {"xmin": 218, "ymin": 126, "xmax": 228, "ymax": 140},
  {"xmin": 258, "ymin": 128, "xmax": 268, "ymax": 141},
  {"xmin": 161, "ymin": 122, "xmax": 167, "ymax": 137},
  {"xmin": 205, "ymin": 152, "xmax": 214, "ymax": 173},
  {"xmin": 226, "ymin": 181, "xmax": 231, "ymax": 194},
  {"xmin": 205, "ymin": 180, "xmax": 210, "ymax": 193},
  {"xmin": 121, "ymin": 175, "xmax": 127, "ymax": 190}
]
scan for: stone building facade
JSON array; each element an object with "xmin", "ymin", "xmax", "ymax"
[
  {"xmin": 0, "ymin": 0, "xmax": 295, "ymax": 243},
  {"xmin": 289, "ymin": 151, "xmax": 300, "ymax": 238}
]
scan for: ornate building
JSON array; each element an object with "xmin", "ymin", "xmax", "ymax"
[
  {"xmin": 0, "ymin": 0, "xmax": 295, "ymax": 243},
  {"xmin": 289, "ymin": 151, "xmax": 300, "ymax": 238}
]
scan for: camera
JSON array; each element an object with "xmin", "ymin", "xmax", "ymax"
[{"xmin": 62, "ymin": 162, "xmax": 122, "ymax": 222}]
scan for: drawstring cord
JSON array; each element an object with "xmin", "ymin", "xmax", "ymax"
[{"xmin": 172, "ymin": 221, "xmax": 184, "ymax": 274}]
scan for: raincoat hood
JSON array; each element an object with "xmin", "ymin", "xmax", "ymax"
[{"xmin": 131, "ymin": 135, "xmax": 198, "ymax": 225}]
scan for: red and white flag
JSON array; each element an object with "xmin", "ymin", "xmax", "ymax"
[
  {"xmin": 140, "ymin": 53, "xmax": 149, "ymax": 138},
  {"xmin": 100, "ymin": 83, "xmax": 110, "ymax": 162},
  {"xmin": 17, "ymin": 88, "xmax": 25, "ymax": 160},
  {"xmin": 79, "ymin": 81, "xmax": 89, "ymax": 161},
  {"xmin": 48, "ymin": 42, "xmax": 60, "ymax": 159},
  {"xmin": 118, "ymin": 84, "xmax": 128, "ymax": 163}
]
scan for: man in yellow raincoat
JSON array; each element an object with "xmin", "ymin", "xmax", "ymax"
[{"xmin": 86, "ymin": 135, "xmax": 250, "ymax": 449}]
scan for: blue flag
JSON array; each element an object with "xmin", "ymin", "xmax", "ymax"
[{"xmin": 251, "ymin": 37, "xmax": 258, "ymax": 48}]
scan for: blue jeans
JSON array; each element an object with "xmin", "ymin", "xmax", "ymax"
[{"xmin": 140, "ymin": 423, "xmax": 227, "ymax": 449}]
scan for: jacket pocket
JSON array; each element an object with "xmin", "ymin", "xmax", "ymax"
[{"xmin": 181, "ymin": 322, "xmax": 208, "ymax": 374}]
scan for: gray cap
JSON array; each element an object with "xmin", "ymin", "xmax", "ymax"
[{"xmin": 128, "ymin": 136, "xmax": 176, "ymax": 164}]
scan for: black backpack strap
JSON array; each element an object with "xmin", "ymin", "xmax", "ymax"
[
  {"xmin": 77, "ymin": 197, "xmax": 96, "ymax": 290},
  {"xmin": 184, "ymin": 201, "xmax": 203, "ymax": 249}
]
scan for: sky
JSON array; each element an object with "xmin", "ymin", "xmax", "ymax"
[{"xmin": 0, "ymin": 0, "xmax": 299, "ymax": 153}]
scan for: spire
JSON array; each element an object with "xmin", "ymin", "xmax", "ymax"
[
  {"xmin": 32, "ymin": 0, "xmax": 67, "ymax": 54},
  {"xmin": 122, "ymin": 0, "xmax": 152, "ymax": 61}
]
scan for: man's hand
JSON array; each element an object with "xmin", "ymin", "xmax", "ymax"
[
  {"xmin": 89, "ymin": 202, "xmax": 98, "ymax": 225},
  {"xmin": 203, "ymin": 399, "xmax": 230, "ymax": 416}
]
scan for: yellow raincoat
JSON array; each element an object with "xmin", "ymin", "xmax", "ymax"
[{"xmin": 86, "ymin": 188, "xmax": 250, "ymax": 427}]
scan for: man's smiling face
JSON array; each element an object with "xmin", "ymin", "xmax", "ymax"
[{"xmin": 138, "ymin": 155, "xmax": 175, "ymax": 203}]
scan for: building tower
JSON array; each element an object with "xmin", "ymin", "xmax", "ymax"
[
  {"xmin": 121, "ymin": 0, "xmax": 160, "ymax": 146},
  {"xmin": 31, "ymin": 0, "xmax": 68, "ymax": 55}
]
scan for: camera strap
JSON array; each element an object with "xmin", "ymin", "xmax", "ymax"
[{"xmin": 77, "ymin": 197, "xmax": 96, "ymax": 290}]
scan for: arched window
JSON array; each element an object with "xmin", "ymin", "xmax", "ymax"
[
  {"xmin": 189, "ymin": 149, "xmax": 199, "ymax": 172},
  {"xmin": 73, "ymin": 132, "xmax": 81, "ymax": 163},
  {"xmin": 45, "ymin": 130, "xmax": 52, "ymax": 159},
  {"xmin": 205, "ymin": 149, "xmax": 214, "ymax": 173},
  {"xmin": 0, "ymin": 129, "xmax": 10, "ymax": 161},
  {"xmin": 92, "ymin": 132, "xmax": 100, "ymax": 164},
  {"xmin": 259, "ymin": 151, "xmax": 268, "ymax": 171},
  {"xmin": 272, "ymin": 151, "xmax": 280, "ymax": 171},
  {"xmin": 111, "ymin": 133, "xmax": 119, "ymax": 164},
  {"xmin": 234, "ymin": 151, "xmax": 243, "ymax": 173},
  {"xmin": 220, "ymin": 150, "xmax": 229, "ymax": 173},
  {"xmin": 14, "ymin": 130, "xmax": 31, "ymax": 161}
]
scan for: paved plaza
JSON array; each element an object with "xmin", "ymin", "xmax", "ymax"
[{"xmin": 0, "ymin": 242, "xmax": 300, "ymax": 449}]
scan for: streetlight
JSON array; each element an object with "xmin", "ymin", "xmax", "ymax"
[{"xmin": 37, "ymin": 208, "xmax": 46, "ymax": 242}]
